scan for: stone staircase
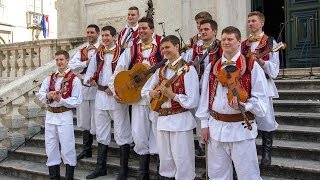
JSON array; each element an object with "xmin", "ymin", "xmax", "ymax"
[{"xmin": 0, "ymin": 79, "xmax": 319, "ymax": 180}]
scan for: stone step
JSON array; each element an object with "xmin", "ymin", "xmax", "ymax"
[
  {"xmin": 26, "ymin": 132, "xmax": 319, "ymax": 164},
  {"xmin": 274, "ymin": 79, "xmax": 320, "ymax": 90},
  {"xmin": 273, "ymin": 100, "xmax": 320, "ymax": 113},
  {"xmin": 6, "ymin": 145, "xmax": 319, "ymax": 180},
  {"xmin": 0, "ymin": 174, "xmax": 24, "ymax": 180},
  {"xmin": 0, "ymin": 159, "xmax": 136, "ymax": 180},
  {"xmin": 275, "ymin": 112, "xmax": 320, "ymax": 127},
  {"xmin": 277, "ymin": 89, "xmax": 320, "ymax": 100}
]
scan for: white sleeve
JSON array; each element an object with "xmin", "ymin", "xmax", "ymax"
[
  {"xmin": 108, "ymin": 48, "xmax": 131, "ymax": 95},
  {"xmin": 83, "ymin": 53, "xmax": 97, "ymax": 85},
  {"xmin": 141, "ymin": 69, "xmax": 160, "ymax": 102},
  {"xmin": 245, "ymin": 62, "xmax": 269, "ymax": 117},
  {"xmin": 37, "ymin": 76, "xmax": 51, "ymax": 104},
  {"xmin": 183, "ymin": 48, "xmax": 194, "ymax": 62},
  {"xmin": 195, "ymin": 63, "xmax": 211, "ymax": 128},
  {"xmin": 261, "ymin": 40, "xmax": 280, "ymax": 78},
  {"xmin": 69, "ymin": 51, "xmax": 88, "ymax": 73}
]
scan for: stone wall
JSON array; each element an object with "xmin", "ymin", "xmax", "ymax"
[{"xmin": 57, "ymin": 0, "xmax": 251, "ymax": 41}]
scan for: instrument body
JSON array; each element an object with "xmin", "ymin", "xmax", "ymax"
[
  {"xmin": 150, "ymin": 65, "xmax": 189, "ymax": 111},
  {"xmin": 114, "ymin": 59, "xmax": 168, "ymax": 104}
]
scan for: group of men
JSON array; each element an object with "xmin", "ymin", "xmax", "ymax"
[{"xmin": 37, "ymin": 5, "xmax": 279, "ymax": 180}]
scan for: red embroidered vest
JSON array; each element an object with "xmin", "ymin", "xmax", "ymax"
[
  {"xmin": 92, "ymin": 45, "xmax": 121, "ymax": 82},
  {"xmin": 118, "ymin": 27, "xmax": 139, "ymax": 45},
  {"xmin": 49, "ymin": 70, "xmax": 77, "ymax": 99},
  {"xmin": 128, "ymin": 35, "xmax": 163, "ymax": 69},
  {"xmin": 79, "ymin": 44, "xmax": 100, "ymax": 74},
  {"xmin": 208, "ymin": 55, "xmax": 254, "ymax": 109},
  {"xmin": 191, "ymin": 40, "xmax": 223, "ymax": 77},
  {"xmin": 158, "ymin": 61, "xmax": 188, "ymax": 111}
]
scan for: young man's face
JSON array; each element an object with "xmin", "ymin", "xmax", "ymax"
[
  {"xmin": 86, "ymin": 27, "xmax": 99, "ymax": 44},
  {"xmin": 200, "ymin": 23, "xmax": 216, "ymax": 42},
  {"xmin": 101, "ymin": 30, "xmax": 116, "ymax": 47},
  {"xmin": 196, "ymin": 18, "xmax": 204, "ymax": 32},
  {"xmin": 127, "ymin": 10, "xmax": 139, "ymax": 26},
  {"xmin": 160, "ymin": 41, "xmax": 179, "ymax": 61},
  {"xmin": 138, "ymin": 22, "xmax": 154, "ymax": 43},
  {"xmin": 55, "ymin": 54, "xmax": 69, "ymax": 71},
  {"xmin": 221, "ymin": 33, "xmax": 240, "ymax": 55},
  {"xmin": 247, "ymin": 15, "xmax": 264, "ymax": 34}
]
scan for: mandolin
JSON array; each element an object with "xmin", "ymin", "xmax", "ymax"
[
  {"xmin": 150, "ymin": 64, "xmax": 189, "ymax": 111},
  {"xmin": 114, "ymin": 58, "xmax": 167, "ymax": 104}
]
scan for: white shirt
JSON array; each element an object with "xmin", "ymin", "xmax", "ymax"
[
  {"xmin": 119, "ymin": 23, "xmax": 139, "ymax": 47},
  {"xmin": 69, "ymin": 41, "xmax": 100, "ymax": 100},
  {"xmin": 109, "ymin": 37, "xmax": 160, "ymax": 105},
  {"xmin": 248, "ymin": 32, "xmax": 280, "ymax": 98},
  {"xmin": 141, "ymin": 57, "xmax": 200, "ymax": 131},
  {"xmin": 37, "ymin": 68, "xmax": 82, "ymax": 125},
  {"xmin": 84, "ymin": 45, "xmax": 127, "ymax": 110},
  {"xmin": 196, "ymin": 51, "xmax": 269, "ymax": 142}
]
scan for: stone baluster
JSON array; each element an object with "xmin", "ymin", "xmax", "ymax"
[
  {"xmin": 32, "ymin": 48, "xmax": 41, "ymax": 69},
  {"xmin": 2, "ymin": 50, "xmax": 11, "ymax": 77},
  {"xmin": 16, "ymin": 49, "xmax": 26, "ymax": 77},
  {"xmin": 1, "ymin": 96, "xmax": 26, "ymax": 149},
  {"xmin": 25, "ymin": 48, "xmax": 33, "ymax": 74},
  {"xmin": 0, "ymin": 50, "xmax": 4, "ymax": 77},
  {"xmin": 9, "ymin": 50, "xmax": 18, "ymax": 77},
  {"xmin": 0, "ymin": 106, "xmax": 9, "ymax": 160}
]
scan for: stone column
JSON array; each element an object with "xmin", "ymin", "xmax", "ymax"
[
  {"xmin": 56, "ymin": 0, "xmax": 80, "ymax": 39},
  {"xmin": 215, "ymin": 0, "xmax": 251, "ymax": 40}
]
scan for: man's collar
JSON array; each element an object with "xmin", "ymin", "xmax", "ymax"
[{"xmin": 222, "ymin": 51, "xmax": 241, "ymax": 65}]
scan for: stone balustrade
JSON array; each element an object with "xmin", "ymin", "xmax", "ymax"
[
  {"xmin": 0, "ymin": 38, "xmax": 87, "ymax": 160},
  {"xmin": 0, "ymin": 37, "xmax": 86, "ymax": 78}
]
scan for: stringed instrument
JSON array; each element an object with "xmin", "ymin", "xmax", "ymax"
[
  {"xmin": 217, "ymin": 66, "xmax": 252, "ymax": 130},
  {"xmin": 193, "ymin": 40, "xmax": 219, "ymax": 74},
  {"xmin": 150, "ymin": 64, "xmax": 189, "ymax": 111},
  {"xmin": 114, "ymin": 59, "xmax": 167, "ymax": 104},
  {"xmin": 248, "ymin": 42, "xmax": 286, "ymax": 60}
]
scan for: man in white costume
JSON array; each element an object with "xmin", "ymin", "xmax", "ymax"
[
  {"xmin": 241, "ymin": 11, "xmax": 280, "ymax": 166},
  {"xmin": 196, "ymin": 26, "xmax": 268, "ymax": 180},
  {"xmin": 69, "ymin": 24, "xmax": 100, "ymax": 160},
  {"xmin": 37, "ymin": 50, "xmax": 82, "ymax": 180},
  {"xmin": 142, "ymin": 35, "xmax": 199, "ymax": 180}
]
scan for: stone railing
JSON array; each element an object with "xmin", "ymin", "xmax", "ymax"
[
  {"xmin": 0, "ymin": 37, "xmax": 86, "ymax": 78},
  {"xmin": 0, "ymin": 38, "xmax": 87, "ymax": 159}
]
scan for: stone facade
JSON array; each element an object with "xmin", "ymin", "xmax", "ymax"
[{"xmin": 57, "ymin": 0, "xmax": 251, "ymax": 41}]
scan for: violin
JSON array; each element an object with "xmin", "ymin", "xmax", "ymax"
[{"xmin": 217, "ymin": 65, "xmax": 252, "ymax": 130}]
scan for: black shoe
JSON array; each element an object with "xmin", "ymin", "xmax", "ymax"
[
  {"xmin": 261, "ymin": 131, "xmax": 273, "ymax": 166},
  {"xmin": 86, "ymin": 143, "xmax": 108, "ymax": 179},
  {"xmin": 65, "ymin": 164, "xmax": 75, "ymax": 180},
  {"xmin": 116, "ymin": 144, "xmax": 130, "ymax": 180},
  {"xmin": 136, "ymin": 154, "xmax": 150, "ymax": 180},
  {"xmin": 159, "ymin": 176, "xmax": 175, "ymax": 180},
  {"xmin": 48, "ymin": 165, "xmax": 60, "ymax": 180},
  {"xmin": 77, "ymin": 130, "xmax": 93, "ymax": 160}
]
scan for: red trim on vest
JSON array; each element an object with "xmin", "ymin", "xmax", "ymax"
[
  {"xmin": 158, "ymin": 64, "xmax": 188, "ymax": 111},
  {"xmin": 49, "ymin": 71, "xmax": 76, "ymax": 99},
  {"xmin": 130, "ymin": 35, "xmax": 162, "ymax": 67},
  {"xmin": 208, "ymin": 55, "xmax": 254, "ymax": 109},
  {"xmin": 242, "ymin": 34, "xmax": 270, "ymax": 61},
  {"xmin": 118, "ymin": 27, "xmax": 139, "ymax": 44}
]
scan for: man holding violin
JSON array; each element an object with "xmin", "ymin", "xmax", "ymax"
[
  {"xmin": 242, "ymin": 11, "xmax": 280, "ymax": 166},
  {"xmin": 196, "ymin": 26, "xmax": 268, "ymax": 180}
]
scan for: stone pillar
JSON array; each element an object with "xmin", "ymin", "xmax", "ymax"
[
  {"xmin": 216, "ymin": 0, "xmax": 251, "ymax": 40},
  {"xmin": 16, "ymin": 49, "xmax": 26, "ymax": 77},
  {"xmin": 56, "ymin": 0, "xmax": 80, "ymax": 39}
]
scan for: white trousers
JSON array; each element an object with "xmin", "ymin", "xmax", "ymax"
[
  {"xmin": 256, "ymin": 97, "xmax": 278, "ymax": 131},
  {"xmin": 76, "ymin": 99, "xmax": 96, "ymax": 134},
  {"xmin": 45, "ymin": 123, "xmax": 76, "ymax": 166},
  {"xmin": 208, "ymin": 139, "xmax": 261, "ymax": 180},
  {"xmin": 131, "ymin": 105, "xmax": 157, "ymax": 155},
  {"xmin": 157, "ymin": 130, "xmax": 196, "ymax": 180},
  {"xmin": 95, "ymin": 108, "xmax": 133, "ymax": 146}
]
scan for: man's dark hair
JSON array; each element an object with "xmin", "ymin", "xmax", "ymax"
[
  {"xmin": 160, "ymin": 35, "xmax": 180, "ymax": 48},
  {"xmin": 138, "ymin": 17, "xmax": 154, "ymax": 29},
  {"xmin": 55, "ymin": 50, "xmax": 69, "ymax": 59},
  {"xmin": 195, "ymin": 11, "xmax": 212, "ymax": 20},
  {"xmin": 221, "ymin": 26, "xmax": 241, "ymax": 41},
  {"xmin": 200, "ymin": 19, "xmax": 218, "ymax": 31},
  {"xmin": 101, "ymin": 26, "xmax": 117, "ymax": 36},
  {"xmin": 87, "ymin": 24, "xmax": 100, "ymax": 33},
  {"xmin": 128, "ymin": 6, "xmax": 139, "ymax": 15}
]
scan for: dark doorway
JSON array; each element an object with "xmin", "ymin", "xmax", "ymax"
[{"xmin": 252, "ymin": 0, "xmax": 286, "ymax": 68}]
